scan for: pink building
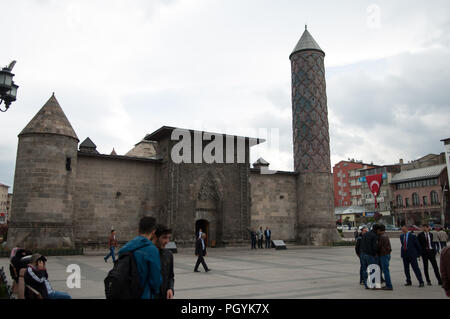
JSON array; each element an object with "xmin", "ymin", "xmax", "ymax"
[{"xmin": 391, "ymin": 164, "xmax": 449, "ymax": 227}]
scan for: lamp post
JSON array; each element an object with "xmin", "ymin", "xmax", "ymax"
[{"xmin": 0, "ymin": 61, "xmax": 19, "ymax": 112}]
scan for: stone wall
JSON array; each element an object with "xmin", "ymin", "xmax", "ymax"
[
  {"xmin": 73, "ymin": 154, "xmax": 161, "ymax": 247},
  {"xmin": 8, "ymin": 133, "xmax": 78, "ymax": 249},
  {"xmin": 249, "ymin": 171, "xmax": 298, "ymax": 242}
]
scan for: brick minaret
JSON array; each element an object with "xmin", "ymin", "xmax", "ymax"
[
  {"xmin": 7, "ymin": 94, "xmax": 78, "ymax": 249},
  {"xmin": 290, "ymin": 26, "xmax": 339, "ymax": 244}
]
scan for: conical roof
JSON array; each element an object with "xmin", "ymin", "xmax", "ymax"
[
  {"xmin": 20, "ymin": 94, "xmax": 79, "ymax": 141},
  {"xmin": 290, "ymin": 26, "xmax": 324, "ymax": 58},
  {"xmin": 80, "ymin": 137, "xmax": 97, "ymax": 149}
]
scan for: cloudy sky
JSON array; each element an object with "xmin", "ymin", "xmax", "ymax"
[{"xmin": 1, "ymin": 0, "xmax": 449, "ymax": 189}]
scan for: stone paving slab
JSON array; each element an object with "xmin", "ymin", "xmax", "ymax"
[{"xmin": 0, "ymin": 239, "xmax": 447, "ymax": 299}]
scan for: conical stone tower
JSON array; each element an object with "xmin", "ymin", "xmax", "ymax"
[
  {"xmin": 290, "ymin": 27, "xmax": 340, "ymax": 245},
  {"xmin": 8, "ymin": 94, "xmax": 79, "ymax": 249}
]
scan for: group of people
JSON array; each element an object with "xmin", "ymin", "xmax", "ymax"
[
  {"xmin": 249, "ymin": 226, "xmax": 272, "ymax": 249},
  {"xmin": 107, "ymin": 216, "xmax": 175, "ymax": 299},
  {"xmin": 355, "ymin": 223, "xmax": 450, "ymax": 297},
  {"xmin": 430, "ymin": 227, "xmax": 449, "ymax": 253}
]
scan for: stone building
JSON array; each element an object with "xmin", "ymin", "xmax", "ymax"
[
  {"xmin": 8, "ymin": 28, "xmax": 339, "ymax": 249},
  {"xmin": 332, "ymin": 160, "xmax": 376, "ymax": 207}
]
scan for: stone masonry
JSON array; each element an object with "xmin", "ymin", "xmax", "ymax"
[{"xmin": 8, "ymin": 28, "xmax": 339, "ymax": 249}]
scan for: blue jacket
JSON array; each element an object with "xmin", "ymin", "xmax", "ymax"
[
  {"xmin": 119, "ymin": 236, "xmax": 162, "ymax": 299},
  {"xmin": 400, "ymin": 232, "xmax": 421, "ymax": 259}
]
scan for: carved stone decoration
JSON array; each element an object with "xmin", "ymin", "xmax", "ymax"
[{"xmin": 198, "ymin": 172, "xmax": 219, "ymax": 201}]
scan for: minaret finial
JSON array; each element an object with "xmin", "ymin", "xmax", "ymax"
[{"xmin": 305, "ymin": 24, "xmax": 307, "ymax": 31}]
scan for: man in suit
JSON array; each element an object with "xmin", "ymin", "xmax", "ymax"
[
  {"xmin": 400, "ymin": 225, "xmax": 424, "ymax": 287},
  {"xmin": 250, "ymin": 229, "xmax": 257, "ymax": 249},
  {"xmin": 264, "ymin": 226, "xmax": 272, "ymax": 249},
  {"xmin": 194, "ymin": 232, "xmax": 210, "ymax": 273},
  {"xmin": 417, "ymin": 224, "xmax": 442, "ymax": 286}
]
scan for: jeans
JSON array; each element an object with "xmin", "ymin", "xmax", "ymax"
[
  {"xmin": 105, "ymin": 247, "xmax": 116, "ymax": 262},
  {"xmin": 265, "ymin": 237, "xmax": 271, "ymax": 248},
  {"xmin": 358, "ymin": 256, "xmax": 364, "ymax": 283},
  {"xmin": 379, "ymin": 255, "xmax": 392, "ymax": 288},
  {"xmin": 48, "ymin": 291, "xmax": 72, "ymax": 299},
  {"xmin": 360, "ymin": 253, "xmax": 377, "ymax": 288}
]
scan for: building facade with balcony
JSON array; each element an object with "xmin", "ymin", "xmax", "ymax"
[
  {"xmin": 390, "ymin": 164, "xmax": 449, "ymax": 227},
  {"xmin": 333, "ymin": 160, "xmax": 376, "ymax": 207}
]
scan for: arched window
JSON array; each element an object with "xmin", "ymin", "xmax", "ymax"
[
  {"xmin": 423, "ymin": 196, "xmax": 428, "ymax": 206},
  {"xmin": 412, "ymin": 193, "xmax": 420, "ymax": 206},
  {"xmin": 430, "ymin": 191, "xmax": 439, "ymax": 205},
  {"xmin": 396, "ymin": 195, "xmax": 403, "ymax": 207}
]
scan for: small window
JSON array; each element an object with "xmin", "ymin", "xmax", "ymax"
[{"xmin": 66, "ymin": 157, "xmax": 72, "ymax": 171}]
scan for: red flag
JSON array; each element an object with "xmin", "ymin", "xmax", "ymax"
[{"xmin": 366, "ymin": 174, "xmax": 383, "ymax": 208}]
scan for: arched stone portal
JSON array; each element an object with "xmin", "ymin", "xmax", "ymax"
[{"xmin": 194, "ymin": 172, "xmax": 222, "ymax": 247}]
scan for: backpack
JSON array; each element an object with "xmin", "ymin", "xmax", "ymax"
[{"xmin": 104, "ymin": 245, "xmax": 148, "ymax": 299}]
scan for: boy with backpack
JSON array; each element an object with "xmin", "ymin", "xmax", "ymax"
[{"xmin": 105, "ymin": 216, "xmax": 162, "ymax": 299}]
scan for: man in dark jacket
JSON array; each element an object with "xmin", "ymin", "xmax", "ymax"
[
  {"xmin": 417, "ymin": 224, "xmax": 442, "ymax": 285},
  {"xmin": 400, "ymin": 225, "xmax": 424, "ymax": 287},
  {"xmin": 194, "ymin": 232, "xmax": 210, "ymax": 272},
  {"xmin": 152, "ymin": 224, "xmax": 175, "ymax": 299},
  {"xmin": 118, "ymin": 216, "xmax": 162, "ymax": 299},
  {"xmin": 265, "ymin": 226, "xmax": 272, "ymax": 249},
  {"xmin": 250, "ymin": 229, "xmax": 257, "ymax": 249},
  {"xmin": 24, "ymin": 254, "xmax": 71, "ymax": 299},
  {"xmin": 360, "ymin": 224, "xmax": 380, "ymax": 289},
  {"xmin": 355, "ymin": 227, "xmax": 368, "ymax": 285},
  {"xmin": 377, "ymin": 224, "xmax": 392, "ymax": 290}
]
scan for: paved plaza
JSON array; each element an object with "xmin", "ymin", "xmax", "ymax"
[{"xmin": 1, "ymin": 239, "xmax": 447, "ymax": 299}]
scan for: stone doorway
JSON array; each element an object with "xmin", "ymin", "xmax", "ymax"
[{"xmin": 195, "ymin": 219, "xmax": 210, "ymax": 247}]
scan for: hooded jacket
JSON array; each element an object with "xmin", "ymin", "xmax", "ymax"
[{"xmin": 118, "ymin": 236, "xmax": 162, "ymax": 299}]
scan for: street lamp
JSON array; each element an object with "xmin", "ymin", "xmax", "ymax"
[{"xmin": 0, "ymin": 61, "xmax": 19, "ymax": 112}]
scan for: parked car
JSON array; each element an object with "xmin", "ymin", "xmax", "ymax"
[
  {"xmin": 407, "ymin": 225, "xmax": 421, "ymax": 231},
  {"xmin": 385, "ymin": 224, "xmax": 400, "ymax": 231}
]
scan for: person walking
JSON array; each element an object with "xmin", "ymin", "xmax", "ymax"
[
  {"xmin": 104, "ymin": 230, "xmax": 118, "ymax": 263},
  {"xmin": 152, "ymin": 224, "xmax": 174, "ymax": 299},
  {"xmin": 377, "ymin": 224, "xmax": 393, "ymax": 290},
  {"xmin": 355, "ymin": 226, "xmax": 368, "ymax": 285},
  {"xmin": 118, "ymin": 216, "xmax": 162, "ymax": 299},
  {"xmin": 264, "ymin": 226, "xmax": 272, "ymax": 249},
  {"xmin": 438, "ymin": 229, "xmax": 448, "ymax": 250},
  {"xmin": 359, "ymin": 224, "xmax": 380, "ymax": 289},
  {"xmin": 257, "ymin": 226, "xmax": 264, "ymax": 249},
  {"xmin": 400, "ymin": 225, "xmax": 424, "ymax": 287},
  {"xmin": 440, "ymin": 246, "xmax": 450, "ymax": 297},
  {"xmin": 431, "ymin": 228, "xmax": 440, "ymax": 253},
  {"xmin": 194, "ymin": 233, "xmax": 210, "ymax": 273},
  {"xmin": 417, "ymin": 224, "xmax": 442, "ymax": 286}
]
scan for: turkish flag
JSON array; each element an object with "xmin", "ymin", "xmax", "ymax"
[{"xmin": 366, "ymin": 174, "xmax": 383, "ymax": 208}]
